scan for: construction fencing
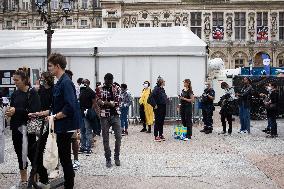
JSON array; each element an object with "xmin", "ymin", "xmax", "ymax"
[{"xmin": 128, "ymin": 97, "xmax": 203, "ymax": 124}]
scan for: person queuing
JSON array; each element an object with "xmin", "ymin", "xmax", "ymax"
[
  {"xmin": 261, "ymin": 83, "xmax": 279, "ymax": 138},
  {"xmin": 36, "ymin": 71, "xmax": 54, "ymax": 187},
  {"xmin": 96, "ymin": 73, "xmax": 122, "ymax": 168},
  {"xmin": 200, "ymin": 82, "xmax": 215, "ymax": 134},
  {"xmin": 65, "ymin": 70, "xmax": 82, "ymax": 171},
  {"xmin": 5, "ymin": 67, "xmax": 48, "ymax": 189},
  {"xmin": 79, "ymin": 79, "xmax": 96, "ymax": 154},
  {"xmin": 219, "ymin": 82, "xmax": 236, "ymax": 135},
  {"xmin": 236, "ymin": 77, "xmax": 252, "ymax": 134},
  {"xmin": 179, "ymin": 79, "xmax": 194, "ymax": 141},
  {"xmin": 148, "ymin": 76, "xmax": 167, "ymax": 142},
  {"xmin": 119, "ymin": 84, "xmax": 132, "ymax": 136},
  {"xmin": 36, "ymin": 53, "xmax": 81, "ymax": 189},
  {"xmin": 139, "ymin": 81, "xmax": 154, "ymax": 133},
  {"xmin": 76, "ymin": 78, "xmax": 84, "ymax": 99}
]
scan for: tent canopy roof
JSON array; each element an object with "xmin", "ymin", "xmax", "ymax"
[{"xmin": 0, "ymin": 26, "xmax": 207, "ymax": 57}]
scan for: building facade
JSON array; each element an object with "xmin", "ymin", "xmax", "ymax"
[
  {"xmin": 1, "ymin": 0, "xmax": 284, "ymax": 69},
  {"xmin": 0, "ymin": 0, "xmax": 102, "ymax": 30},
  {"xmin": 100, "ymin": 0, "xmax": 284, "ymax": 69}
]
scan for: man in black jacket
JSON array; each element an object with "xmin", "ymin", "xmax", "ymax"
[
  {"xmin": 264, "ymin": 83, "xmax": 279, "ymax": 138},
  {"xmin": 200, "ymin": 82, "xmax": 215, "ymax": 134},
  {"xmin": 79, "ymin": 79, "xmax": 96, "ymax": 154}
]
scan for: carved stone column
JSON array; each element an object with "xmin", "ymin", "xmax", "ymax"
[
  {"xmin": 203, "ymin": 13, "xmax": 211, "ymax": 42},
  {"xmin": 248, "ymin": 12, "xmax": 256, "ymax": 42},
  {"xmin": 270, "ymin": 12, "xmax": 278, "ymax": 40},
  {"xmin": 225, "ymin": 13, "xmax": 233, "ymax": 41}
]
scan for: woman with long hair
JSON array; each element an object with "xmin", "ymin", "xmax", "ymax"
[
  {"xmin": 179, "ymin": 79, "xmax": 194, "ymax": 141},
  {"xmin": 6, "ymin": 67, "xmax": 49, "ymax": 188}
]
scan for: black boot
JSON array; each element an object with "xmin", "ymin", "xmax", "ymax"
[
  {"xmin": 140, "ymin": 123, "xmax": 147, "ymax": 132},
  {"xmin": 146, "ymin": 125, "xmax": 151, "ymax": 133}
]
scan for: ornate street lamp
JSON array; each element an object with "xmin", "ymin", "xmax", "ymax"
[{"xmin": 35, "ymin": 0, "xmax": 73, "ymax": 62}]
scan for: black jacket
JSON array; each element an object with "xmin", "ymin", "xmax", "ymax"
[
  {"xmin": 10, "ymin": 88, "xmax": 41, "ymax": 130},
  {"xmin": 266, "ymin": 90, "xmax": 279, "ymax": 117},
  {"xmin": 148, "ymin": 85, "xmax": 167, "ymax": 107}
]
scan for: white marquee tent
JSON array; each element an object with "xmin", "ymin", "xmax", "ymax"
[{"xmin": 0, "ymin": 26, "xmax": 207, "ymax": 97}]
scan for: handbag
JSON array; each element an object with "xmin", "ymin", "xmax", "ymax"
[
  {"xmin": 26, "ymin": 88, "xmax": 47, "ymax": 135},
  {"xmin": 43, "ymin": 116, "xmax": 58, "ymax": 171},
  {"xmin": 27, "ymin": 117, "xmax": 48, "ymax": 136},
  {"xmin": 173, "ymin": 125, "xmax": 187, "ymax": 140}
]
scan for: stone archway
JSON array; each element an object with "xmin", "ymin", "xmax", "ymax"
[
  {"xmin": 232, "ymin": 51, "xmax": 249, "ymax": 68},
  {"xmin": 254, "ymin": 52, "xmax": 271, "ymax": 67},
  {"xmin": 276, "ymin": 52, "xmax": 284, "ymax": 67}
]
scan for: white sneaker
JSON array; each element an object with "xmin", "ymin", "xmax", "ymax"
[
  {"xmin": 238, "ymin": 130, "xmax": 247, "ymax": 134},
  {"xmin": 49, "ymin": 170, "xmax": 60, "ymax": 179},
  {"xmin": 73, "ymin": 160, "xmax": 80, "ymax": 170},
  {"xmin": 37, "ymin": 182, "xmax": 50, "ymax": 189},
  {"xmin": 183, "ymin": 138, "xmax": 189, "ymax": 141}
]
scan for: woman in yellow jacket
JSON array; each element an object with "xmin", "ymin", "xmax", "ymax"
[{"xmin": 139, "ymin": 81, "xmax": 154, "ymax": 133}]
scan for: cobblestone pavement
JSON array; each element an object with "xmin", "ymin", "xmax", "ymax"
[{"xmin": 0, "ymin": 113, "xmax": 284, "ymax": 189}]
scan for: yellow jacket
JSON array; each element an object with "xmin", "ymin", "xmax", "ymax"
[{"xmin": 139, "ymin": 88, "xmax": 154, "ymax": 125}]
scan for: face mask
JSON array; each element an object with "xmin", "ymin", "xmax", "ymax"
[
  {"xmin": 267, "ymin": 86, "xmax": 272, "ymax": 91},
  {"xmin": 205, "ymin": 84, "xmax": 209, "ymax": 89},
  {"xmin": 143, "ymin": 83, "xmax": 149, "ymax": 88}
]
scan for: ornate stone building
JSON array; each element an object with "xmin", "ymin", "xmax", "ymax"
[
  {"xmin": 100, "ymin": 0, "xmax": 284, "ymax": 69},
  {"xmin": 0, "ymin": 0, "xmax": 102, "ymax": 30}
]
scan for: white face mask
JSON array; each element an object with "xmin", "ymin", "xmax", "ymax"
[
  {"xmin": 143, "ymin": 83, "xmax": 149, "ymax": 88},
  {"xmin": 205, "ymin": 84, "xmax": 209, "ymax": 89},
  {"xmin": 267, "ymin": 86, "xmax": 272, "ymax": 91}
]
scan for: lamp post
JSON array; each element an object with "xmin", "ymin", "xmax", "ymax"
[{"xmin": 35, "ymin": 0, "xmax": 73, "ymax": 61}]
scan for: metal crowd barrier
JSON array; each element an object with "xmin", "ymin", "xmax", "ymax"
[{"xmin": 128, "ymin": 97, "xmax": 203, "ymax": 124}]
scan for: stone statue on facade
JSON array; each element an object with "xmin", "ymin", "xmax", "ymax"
[
  {"xmin": 270, "ymin": 12, "xmax": 278, "ymax": 38},
  {"xmin": 226, "ymin": 13, "xmax": 233, "ymax": 38},
  {"xmin": 182, "ymin": 16, "xmax": 188, "ymax": 26},
  {"xmin": 248, "ymin": 12, "xmax": 255, "ymax": 41},
  {"xmin": 153, "ymin": 17, "xmax": 159, "ymax": 27},
  {"xmin": 203, "ymin": 13, "xmax": 211, "ymax": 41},
  {"xmin": 175, "ymin": 17, "xmax": 181, "ymax": 26},
  {"xmin": 131, "ymin": 17, "xmax": 137, "ymax": 27},
  {"xmin": 123, "ymin": 17, "xmax": 130, "ymax": 28}
]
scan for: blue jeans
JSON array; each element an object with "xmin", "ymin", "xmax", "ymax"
[
  {"xmin": 120, "ymin": 106, "xmax": 129, "ymax": 130},
  {"xmin": 80, "ymin": 118, "xmax": 93, "ymax": 150},
  {"xmin": 267, "ymin": 118, "xmax": 272, "ymax": 130},
  {"xmin": 239, "ymin": 104, "xmax": 251, "ymax": 133}
]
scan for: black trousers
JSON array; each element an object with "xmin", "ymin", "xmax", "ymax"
[
  {"xmin": 56, "ymin": 132, "xmax": 75, "ymax": 189},
  {"xmin": 202, "ymin": 108, "xmax": 214, "ymax": 129},
  {"xmin": 268, "ymin": 115, "xmax": 277, "ymax": 136},
  {"xmin": 221, "ymin": 113, "xmax": 232, "ymax": 133},
  {"xmin": 154, "ymin": 104, "xmax": 166, "ymax": 137},
  {"xmin": 12, "ymin": 128, "xmax": 48, "ymax": 183},
  {"xmin": 180, "ymin": 105, "xmax": 193, "ymax": 138}
]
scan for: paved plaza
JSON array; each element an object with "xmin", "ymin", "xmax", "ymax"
[{"xmin": 0, "ymin": 114, "xmax": 284, "ymax": 189}]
